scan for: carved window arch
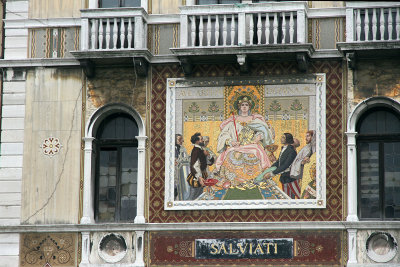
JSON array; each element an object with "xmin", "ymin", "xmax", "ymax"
[
  {"xmin": 81, "ymin": 104, "xmax": 146, "ymax": 224},
  {"xmin": 95, "ymin": 113, "xmax": 139, "ymax": 222}
]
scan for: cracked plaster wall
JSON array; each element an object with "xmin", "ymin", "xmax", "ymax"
[{"xmin": 21, "ymin": 68, "xmax": 83, "ymax": 224}]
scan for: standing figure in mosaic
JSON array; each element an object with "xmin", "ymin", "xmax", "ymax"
[
  {"xmin": 263, "ymin": 133, "xmax": 297, "ymax": 196},
  {"xmin": 284, "ymin": 130, "xmax": 317, "ymax": 199},
  {"xmin": 214, "ymin": 96, "xmax": 275, "ymax": 187},
  {"xmin": 186, "ymin": 133, "xmax": 214, "ymax": 200},
  {"xmin": 175, "ymin": 134, "xmax": 190, "ymax": 200}
]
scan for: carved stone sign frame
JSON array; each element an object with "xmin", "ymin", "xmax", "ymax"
[{"xmin": 165, "ymin": 74, "xmax": 326, "ymax": 210}]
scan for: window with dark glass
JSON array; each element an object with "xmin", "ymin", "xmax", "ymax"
[
  {"xmin": 95, "ymin": 113, "xmax": 139, "ymax": 222},
  {"xmin": 196, "ymin": 0, "xmax": 241, "ymax": 5},
  {"xmin": 357, "ymin": 107, "xmax": 400, "ymax": 220},
  {"xmin": 99, "ymin": 0, "xmax": 141, "ymax": 8}
]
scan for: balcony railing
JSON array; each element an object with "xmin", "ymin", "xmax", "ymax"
[
  {"xmin": 346, "ymin": 2, "xmax": 400, "ymax": 42},
  {"xmin": 179, "ymin": 2, "xmax": 308, "ymax": 48},
  {"xmin": 80, "ymin": 8, "xmax": 148, "ymax": 51}
]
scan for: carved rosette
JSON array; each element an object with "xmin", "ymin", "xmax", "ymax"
[{"xmin": 40, "ymin": 137, "xmax": 63, "ymax": 157}]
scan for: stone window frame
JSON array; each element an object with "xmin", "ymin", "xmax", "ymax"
[
  {"xmin": 80, "ymin": 103, "xmax": 147, "ymax": 224},
  {"xmin": 346, "ymin": 96, "xmax": 400, "ymax": 222}
]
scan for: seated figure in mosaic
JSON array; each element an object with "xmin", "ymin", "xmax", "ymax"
[{"xmin": 214, "ymin": 96, "xmax": 275, "ymax": 187}]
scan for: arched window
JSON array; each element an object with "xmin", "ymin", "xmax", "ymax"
[
  {"xmin": 95, "ymin": 113, "xmax": 139, "ymax": 222},
  {"xmin": 357, "ymin": 107, "xmax": 400, "ymax": 220}
]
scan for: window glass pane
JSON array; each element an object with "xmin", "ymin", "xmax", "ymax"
[
  {"xmin": 220, "ymin": 0, "xmax": 241, "ymax": 3},
  {"xmin": 97, "ymin": 115, "xmax": 138, "ymax": 140},
  {"xmin": 119, "ymin": 147, "xmax": 138, "ymax": 221},
  {"xmin": 385, "ymin": 112, "xmax": 400, "ymax": 133},
  {"xmin": 359, "ymin": 142, "xmax": 380, "ymax": 219},
  {"xmin": 358, "ymin": 109, "xmax": 400, "ymax": 134},
  {"xmin": 100, "ymin": 0, "xmax": 119, "ymax": 8},
  {"xmin": 197, "ymin": 0, "xmax": 218, "ymax": 4},
  {"xmin": 359, "ymin": 112, "xmax": 377, "ymax": 134},
  {"xmin": 384, "ymin": 142, "xmax": 400, "ymax": 219},
  {"xmin": 98, "ymin": 149, "xmax": 118, "ymax": 222},
  {"xmin": 122, "ymin": 0, "xmax": 141, "ymax": 7}
]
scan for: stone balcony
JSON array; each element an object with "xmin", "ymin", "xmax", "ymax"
[
  {"xmin": 171, "ymin": 1, "xmax": 313, "ymax": 74},
  {"xmin": 337, "ymin": 2, "xmax": 400, "ymax": 67},
  {"xmin": 71, "ymin": 7, "xmax": 151, "ymax": 77}
]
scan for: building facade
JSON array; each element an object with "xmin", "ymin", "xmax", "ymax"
[{"xmin": 0, "ymin": 0, "xmax": 399, "ymax": 266}]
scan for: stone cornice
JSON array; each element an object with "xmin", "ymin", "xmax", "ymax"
[{"xmin": 1, "ymin": 221, "xmax": 400, "ymax": 233}]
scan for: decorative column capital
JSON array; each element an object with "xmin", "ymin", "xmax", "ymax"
[
  {"xmin": 136, "ymin": 135, "xmax": 148, "ymax": 150},
  {"xmin": 83, "ymin": 137, "xmax": 95, "ymax": 151},
  {"xmin": 345, "ymin": 131, "xmax": 357, "ymax": 146}
]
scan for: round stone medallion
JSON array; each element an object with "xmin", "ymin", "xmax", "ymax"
[
  {"xmin": 98, "ymin": 233, "xmax": 127, "ymax": 263},
  {"xmin": 366, "ymin": 232, "xmax": 398, "ymax": 263}
]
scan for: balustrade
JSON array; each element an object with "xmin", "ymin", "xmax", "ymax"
[
  {"xmin": 80, "ymin": 8, "xmax": 147, "ymax": 51},
  {"xmin": 180, "ymin": 3, "xmax": 307, "ymax": 48},
  {"xmin": 347, "ymin": 3, "xmax": 400, "ymax": 42}
]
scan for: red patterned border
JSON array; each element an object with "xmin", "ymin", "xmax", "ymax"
[{"xmin": 149, "ymin": 61, "xmax": 343, "ymax": 223}]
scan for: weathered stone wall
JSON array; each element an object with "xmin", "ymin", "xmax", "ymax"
[
  {"xmin": 86, "ymin": 67, "xmax": 147, "ymax": 122},
  {"xmin": 349, "ymin": 59, "xmax": 400, "ymax": 112}
]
